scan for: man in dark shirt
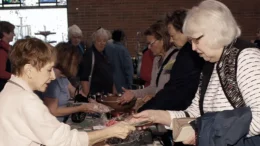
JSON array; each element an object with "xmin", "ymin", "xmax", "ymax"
[
  {"xmin": 137, "ymin": 10, "xmax": 204, "ymax": 146},
  {"xmin": 138, "ymin": 9, "xmax": 204, "ymax": 112}
]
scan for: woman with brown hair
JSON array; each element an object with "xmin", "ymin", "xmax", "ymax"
[
  {"xmin": 0, "ymin": 21, "xmax": 15, "ymax": 91},
  {"xmin": 119, "ymin": 21, "xmax": 179, "ymax": 106},
  {"xmin": 0, "ymin": 38, "xmax": 135, "ymax": 146},
  {"xmin": 42, "ymin": 42, "xmax": 109, "ymax": 122}
]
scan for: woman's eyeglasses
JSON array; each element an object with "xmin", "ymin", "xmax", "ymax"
[
  {"xmin": 188, "ymin": 35, "xmax": 204, "ymax": 44},
  {"xmin": 147, "ymin": 40, "xmax": 158, "ymax": 47}
]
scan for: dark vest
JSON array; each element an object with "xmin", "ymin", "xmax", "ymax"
[{"xmin": 199, "ymin": 39, "xmax": 257, "ymax": 115}]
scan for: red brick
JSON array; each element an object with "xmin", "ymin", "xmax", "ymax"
[{"xmin": 68, "ymin": 0, "xmax": 260, "ymax": 55}]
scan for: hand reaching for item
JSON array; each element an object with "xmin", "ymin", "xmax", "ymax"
[
  {"xmin": 107, "ymin": 121, "xmax": 136, "ymax": 139},
  {"xmin": 118, "ymin": 87, "xmax": 135, "ymax": 104},
  {"xmin": 127, "ymin": 110, "xmax": 156, "ymax": 129}
]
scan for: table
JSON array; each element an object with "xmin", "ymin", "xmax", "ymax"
[{"xmin": 67, "ymin": 115, "xmax": 163, "ymax": 146}]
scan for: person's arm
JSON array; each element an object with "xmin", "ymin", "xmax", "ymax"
[
  {"xmin": 0, "ymin": 50, "xmax": 11, "ymax": 80},
  {"xmin": 120, "ymin": 48, "xmax": 133, "ymax": 89},
  {"xmin": 237, "ymin": 48, "xmax": 260, "ymax": 136},
  {"xmin": 81, "ymin": 81, "xmax": 90, "ymax": 96},
  {"xmin": 42, "ymin": 80, "xmax": 90, "ymax": 116},
  {"xmin": 68, "ymin": 82, "xmax": 77, "ymax": 97},
  {"xmin": 167, "ymin": 89, "xmax": 201, "ymax": 121},
  {"xmin": 132, "ymin": 57, "xmax": 158, "ymax": 98},
  {"xmin": 43, "ymin": 97, "xmax": 85, "ymax": 116},
  {"xmin": 21, "ymin": 93, "xmax": 89, "ymax": 146},
  {"xmin": 88, "ymin": 122, "xmax": 135, "ymax": 145},
  {"xmin": 21, "ymin": 93, "xmax": 134, "ymax": 146},
  {"xmin": 78, "ymin": 50, "xmax": 92, "ymax": 96}
]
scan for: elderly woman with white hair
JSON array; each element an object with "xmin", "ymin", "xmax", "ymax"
[
  {"xmin": 79, "ymin": 27, "xmax": 114, "ymax": 96},
  {"xmin": 130, "ymin": 0, "xmax": 260, "ymax": 145},
  {"xmin": 68, "ymin": 24, "xmax": 86, "ymax": 56}
]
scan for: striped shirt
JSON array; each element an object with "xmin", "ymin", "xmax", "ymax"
[{"xmin": 168, "ymin": 47, "xmax": 260, "ymax": 136}]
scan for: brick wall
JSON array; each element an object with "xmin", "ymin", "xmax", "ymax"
[{"xmin": 68, "ymin": 0, "xmax": 260, "ymax": 56}]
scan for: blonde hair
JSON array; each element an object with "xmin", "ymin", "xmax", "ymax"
[
  {"xmin": 68, "ymin": 24, "xmax": 83, "ymax": 39},
  {"xmin": 183, "ymin": 0, "xmax": 241, "ymax": 49},
  {"xmin": 91, "ymin": 27, "xmax": 111, "ymax": 42}
]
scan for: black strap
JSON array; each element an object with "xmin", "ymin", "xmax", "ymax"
[
  {"xmin": 184, "ymin": 111, "xmax": 190, "ymax": 117},
  {"xmin": 155, "ymin": 49, "xmax": 179, "ymax": 87},
  {"xmin": 199, "ymin": 62, "xmax": 215, "ymax": 115},
  {"xmin": 73, "ymin": 85, "xmax": 80, "ymax": 103}
]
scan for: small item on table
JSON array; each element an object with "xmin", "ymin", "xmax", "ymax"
[
  {"xmin": 105, "ymin": 119, "xmax": 118, "ymax": 127},
  {"xmin": 106, "ymin": 131, "xmax": 144, "ymax": 146}
]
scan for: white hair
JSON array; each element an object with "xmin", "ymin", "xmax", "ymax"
[
  {"xmin": 183, "ymin": 0, "xmax": 241, "ymax": 49},
  {"xmin": 91, "ymin": 28, "xmax": 111, "ymax": 42},
  {"xmin": 68, "ymin": 24, "xmax": 83, "ymax": 39}
]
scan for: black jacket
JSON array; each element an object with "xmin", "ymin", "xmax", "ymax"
[
  {"xmin": 195, "ymin": 107, "xmax": 260, "ymax": 146},
  {"xmin": 139, "ymin": 42, "xmax": 204, "ymax": 111}
]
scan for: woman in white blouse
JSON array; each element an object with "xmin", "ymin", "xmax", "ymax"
[
  {"xmin": 0, "ymin": 38, "xmax": 135, "ymax": 146},
  {"xmin": 130, "ymin": 0, "xmax": 260, "ymax": 145}
]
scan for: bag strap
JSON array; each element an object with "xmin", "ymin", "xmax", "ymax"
[
  {"xmin": 88, "ymin": 51, "xmax": 95, "ymax": 95},
  {"xmin": 199, "ymin": 62, "xmax": 215, "ymax": 115},
  {"xmin": 155, "ymin": 49, "xmax": 179, "ymax": 87}
]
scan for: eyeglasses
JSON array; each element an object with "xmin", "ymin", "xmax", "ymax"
[
  {"xmin": 188, "ymin": 35, "xmax": 204, "ymax": 44},
  {"xmin": 147, "ymin": 40, "xmax": 158, "ymax": 48}
]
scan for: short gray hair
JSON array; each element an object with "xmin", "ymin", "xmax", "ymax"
[
  {"xmin": 183, "ymin": 0, "xmax": 241, "ymax": 49},
  {"xmin": 68, "ymin": 24, "xmax": 83, "ymax": 39},
  {"xmin": 91, "ymin": 27, "xmax": 111, "ymax": 42}
]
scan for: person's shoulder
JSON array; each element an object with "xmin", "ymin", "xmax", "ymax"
[
  {"xmin": 19, "ymin": 90, "xmax": 39, "ymax": 101},
  {"xmin": 45, "ymin": 79, "xmax": 59, "ymax": 91},
  {"xmin": 239, "ymin": 47, "xmax": 260, "ymax": 57}
]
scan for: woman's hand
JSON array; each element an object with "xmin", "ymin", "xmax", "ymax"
[
  {"xmin": 107, "ymin": 121, "xmax": 136, "ymax": 139},
  {"xmin": 127, "ymin": 110, "xmax": 156, "ymax": 128},
  {"xmin": 88, "ymin": 121, "xmax": 135, "ymax": 145},
  {"xmin": 183, "ymin": 133, "xmax": 196, "ymax": 145},
  {"xmin": 78, "ymin": 103, "xmax": 94, "ymax": 113},
  {"xmin": 128, "ymin": 110, "xmax": 172, "ymax": 128},
  {"xmin": 118, "ymin": 87, "xmax": 135, "ymax": 104}
]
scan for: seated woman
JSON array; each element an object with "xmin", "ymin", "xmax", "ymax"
[
  {"xmin": 0, "ymin": 38, "xmax": 135, "ymax": 146},
  {"xmin": 131, "ymin": 0, "xmax": 260, "ymax": 145},
  {"xmin": 42, "ymin": 43, "xmax": 108, "ymax": 122},
  {"xmin": 79, "ymin": 27, "xmax": 114, "ymax": 96},
  {"xmin": 119, "ymin": 21, "xmax": 179, "ymax": 105}
]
